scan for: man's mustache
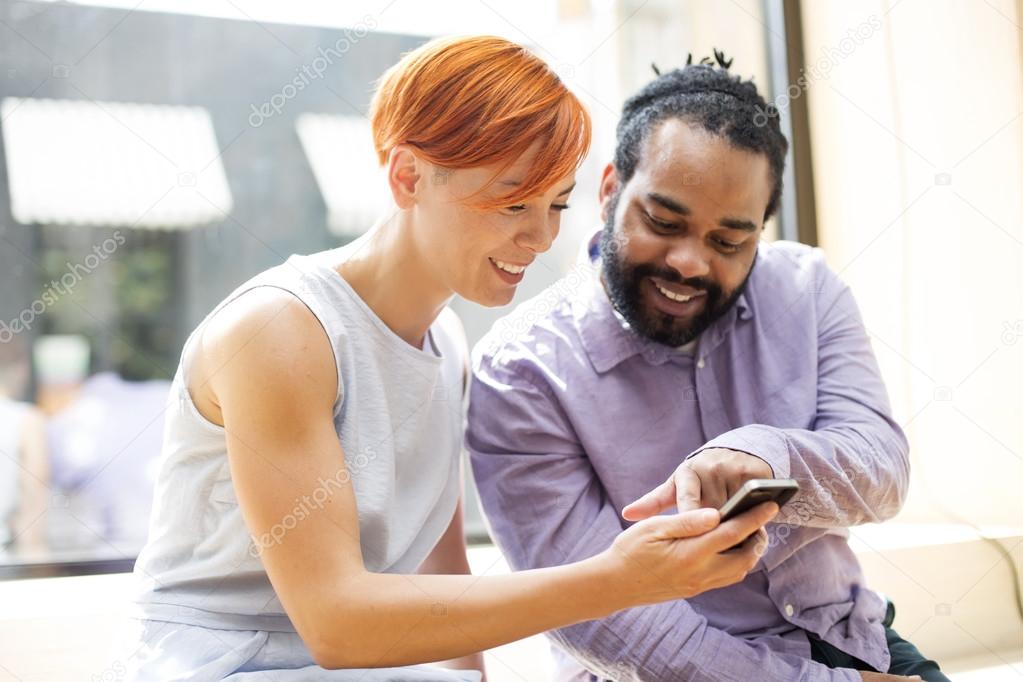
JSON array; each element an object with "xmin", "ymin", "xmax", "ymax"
[{"xmin": 630, "ymin": 264, "xmax": 720, "ymax": 296}]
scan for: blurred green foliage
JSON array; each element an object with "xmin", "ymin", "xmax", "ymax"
[{"xmin": 37, "ymin": 226, "xmax": 179, "ymax": 381}]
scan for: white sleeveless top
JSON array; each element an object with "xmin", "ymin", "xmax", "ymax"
[{"xmin": 131, "ymin": 245, "xmax": 467, "ymax": 631}]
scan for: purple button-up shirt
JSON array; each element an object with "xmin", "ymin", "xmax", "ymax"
[{"xmin": 467, "ymin": 238, "xmax": 910, "ymax": 681}]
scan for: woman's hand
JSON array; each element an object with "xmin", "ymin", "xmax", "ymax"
[{"xmin": 596, "ymin": 502, "xmax": 778, "ymax": 608}]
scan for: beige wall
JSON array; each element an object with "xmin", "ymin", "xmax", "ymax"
[
  {"xmin": 801, "ymin": 0, "xmax": 1023, "ymax": 527},
  {"xmin": 551, "ymin": 0, "xmax": 778, "ymax": 265}
]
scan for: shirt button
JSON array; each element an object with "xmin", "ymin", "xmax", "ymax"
[
  {"xmin": 697, "ymin": 357, "xmax": 706, "ymax": 369},
  {"xmin": 784, "ymin": 603, "xmax": 795, "ymax": 617}
]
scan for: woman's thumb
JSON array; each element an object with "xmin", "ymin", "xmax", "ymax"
[{"xmin": 653, "ymin": 508, "xmax": 720, "ymax": 538}]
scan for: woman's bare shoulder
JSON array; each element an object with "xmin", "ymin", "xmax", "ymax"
[{"xmin": 187, "ymin": 287, "xmax": 337, "ymax": 424}]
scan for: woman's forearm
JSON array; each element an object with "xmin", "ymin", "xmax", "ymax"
[
  {"xmin": 307, "ymin": 506, "xmax": 778, "ymax": 669},
  {"xmin": 415, "ymin": 500, "xmax": 487, "ymax": 678},
  {"xmin": 313, "ymin": 555, "xmax": 622, "ymax": 669}
]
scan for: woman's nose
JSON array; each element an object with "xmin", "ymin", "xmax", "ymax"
[{"xmin": 515, "ymin": 215, "xmax": 559, "ymax": 254}]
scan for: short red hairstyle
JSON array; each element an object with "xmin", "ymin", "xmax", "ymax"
[{"xmin": 370, "ymin": 35, "xmax": 591, "ymax": 208}]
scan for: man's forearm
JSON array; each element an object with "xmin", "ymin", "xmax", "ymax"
[
  {"xmin": 693, "ymin": 420, "xmax": 909, "ymax": 527},
  {"xmin": 690, "ymin": 280, "xmax": 911, "ymax": 529}
]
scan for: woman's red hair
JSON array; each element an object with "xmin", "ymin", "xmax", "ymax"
[{"xmin": 370, "ymin": 35, "xmax": 591, "ymax": 208}]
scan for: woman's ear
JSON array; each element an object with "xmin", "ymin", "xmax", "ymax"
[
  {"xmin": 598, "ymin": 163, "xmax": 620, "ymax": 224},
  {"xmin": 386, "ymin": 144, "xmax": 421, "ymax": 209}
]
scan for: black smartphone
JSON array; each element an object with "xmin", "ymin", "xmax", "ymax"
[{"xmin": 719, "ymin": 479, "xmax": 799, "ymax": 522}]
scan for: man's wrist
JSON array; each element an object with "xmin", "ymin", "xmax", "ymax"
[
  {"xmin": 689, "ymin": 426, "xmax": 791, "ymax": 478},
  {"xmin": 687, "ymin": 446, "xmax": 775, "ymax": 478}
]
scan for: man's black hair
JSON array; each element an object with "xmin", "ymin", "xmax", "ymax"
[{"xmin": 613, "ymin": 50, "xmax": 789, "ymax": 221}]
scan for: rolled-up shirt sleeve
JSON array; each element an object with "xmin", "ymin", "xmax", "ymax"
[{"xmin": 467, "ymin": 360, "xmax": 859, "ymax": 682}]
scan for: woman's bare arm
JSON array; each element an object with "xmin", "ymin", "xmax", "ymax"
[{"xmin": 417, "ymin": 497, "xmax": 486, "ymax": 678}]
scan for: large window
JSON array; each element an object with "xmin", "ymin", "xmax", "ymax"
[
  {"xmin": 0, "ymin": 0, "xmax": 425, "ymax": 574},
  {"xmin": 0, "ymin": 0, "xmax": 792, "ymax": 574}
]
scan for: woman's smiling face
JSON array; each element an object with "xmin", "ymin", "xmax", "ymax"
[{"xmin": 412, "ymin": 142, "xmax": 577, "ymax": 308}]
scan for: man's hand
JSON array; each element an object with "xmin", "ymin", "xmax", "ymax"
[{"xmin": 623, "ymin": 447, "xmax": 774, "ymax": 521}]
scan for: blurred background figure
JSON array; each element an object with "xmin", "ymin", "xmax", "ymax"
[
  {"xmin": 34, "ymin": 334, "xmax": 168, "ymax": 555},
  {"xmin": 0, "ymin": 334, "xmax": 49, "ymax": 558}
]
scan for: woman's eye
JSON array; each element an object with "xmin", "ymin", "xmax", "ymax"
[
  {"xmin": 505, "ymin": 205, "xmax": 527, "ymax": 214},
  {"xmin": 551, "ymin": 204, "xmax": 570, "ymax": 212}
]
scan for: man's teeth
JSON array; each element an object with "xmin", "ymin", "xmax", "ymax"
[
  {"xmin": 656, "ymin": 283, "xmax": 693, "ymax": 302},
  {"xmin": 493, "ymin": 259, "xmax": 526, "ymax": 275}
]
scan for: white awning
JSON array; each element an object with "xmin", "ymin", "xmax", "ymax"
[
  {"xmin": 0, "ymin": 97, "xmax": 233, "ymax": 229},
  {"xmin": 296, "ymin": 113, "xmax": 389, "ymax": 237}
]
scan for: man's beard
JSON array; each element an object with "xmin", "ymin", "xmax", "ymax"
[{"xmin": 599, "ymin": 193, "xmax": 753, "ymax": 347}]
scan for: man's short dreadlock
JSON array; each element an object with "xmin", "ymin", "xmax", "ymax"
[{"xmin": 614, "ymin": 50, "xmax": 789, "ymax": 221}]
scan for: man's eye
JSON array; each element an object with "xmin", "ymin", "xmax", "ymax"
[
  {"xmin": 713, "ymin": 237, "xmax": 741, "ymax": 252},
  {"xmin": 644, "ymin": 211, "xmax": 676, "ymax": 230}
]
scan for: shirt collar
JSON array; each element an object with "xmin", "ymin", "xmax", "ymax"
[{"xmin": 576, "ymin": 230, "xmax": 754, "ymax": 374}]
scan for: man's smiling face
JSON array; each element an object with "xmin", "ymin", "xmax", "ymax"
[{"xmin": 599, "ymin": 117, "xmax": 773, "ymax": 347}]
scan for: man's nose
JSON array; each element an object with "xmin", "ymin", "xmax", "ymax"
[
  {"xmin": 665, "ymin": 241, "xmax": 711, "ymax": 280},
  {"xmin": 514, "ymin": 214, "xmax": 559, "ymax": 254}
]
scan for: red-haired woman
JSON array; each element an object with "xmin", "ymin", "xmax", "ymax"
[{"xmin": 124, "ymin": 36, "xmax": 777, "ymax": 681}]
